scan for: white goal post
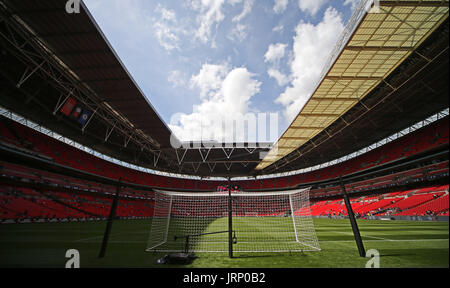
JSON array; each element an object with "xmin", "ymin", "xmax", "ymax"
[{"xmin": 146, "ymin": 188, "xmax": 320, "ymax": 254}]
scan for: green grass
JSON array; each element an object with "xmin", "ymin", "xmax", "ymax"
[{"xmin": 0, "ymin": 218, "xmax": 447, "ymax": 268}]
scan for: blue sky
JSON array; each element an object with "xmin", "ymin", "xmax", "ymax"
[{"xmin": 83, "ymin": 0, "xmax": 359, "ymax": 142}]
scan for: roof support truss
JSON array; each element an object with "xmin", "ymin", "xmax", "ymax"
[{"xmin": 0, "ymin": 6, "xmax": 173, "ymax": 169}]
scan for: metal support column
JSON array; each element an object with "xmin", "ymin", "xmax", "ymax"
[
  {"xmin": 98, "ymin": 178, "xmax": 122, "ymax": 258},
  {"xmin": 340, "ymin": 176, "xmax": 366, "ymax": 257},
  {"xmin": 228, "ymin": 178, "xmax": 233, "ymax": 258}
]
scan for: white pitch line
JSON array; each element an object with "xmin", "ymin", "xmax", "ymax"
[
  {"xmin": 332, "ymin": 230, "xmax": 392, "ymax": 241},
  {"xmin": 73, "ymin": 235, "xmax": 105, "ymax": 243},
  {"xmin": 73, "ymin": 232, "xmax": 124, "ymax": 243},
  {"xmin": 320, "ymin": 238, "xmax": 449, "ymax": 243},
  {"xmin": 362, "ymin": 235, "xmax": 391, "ymax": 241}
]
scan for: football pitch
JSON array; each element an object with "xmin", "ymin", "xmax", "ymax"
[{"xmin": 0, "ymin": 218, "xmax": 448, "ymax": 268}]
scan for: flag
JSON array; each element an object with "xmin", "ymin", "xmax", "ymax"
[
  {"xmin": 60, "ymin": 97, "xmax": 76, "ymax": 116},
  {"xmin": 70, "ymin": 106, "xmax": 83, "ymax": 119},
  {"xmin": 77, "ymin": 109, "xmax": 92, "ymax": 126}
]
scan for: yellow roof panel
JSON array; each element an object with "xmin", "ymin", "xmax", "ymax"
[{"xmin": 256, "ymin": 0, "xmax": 449, "ymax": 171}]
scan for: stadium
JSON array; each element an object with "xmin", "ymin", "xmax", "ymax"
[{"xmin": 0, "ymin": 0, "xmax": 448, "ymax": 271}]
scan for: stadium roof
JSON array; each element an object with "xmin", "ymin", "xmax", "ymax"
[
  {"xmin": 257, "ymin": 0, "xmax": 450, "ymax": 171},
  {"xmin": 0, "ymin": 0, "xmax": 174, "ymax": 149},
  {"xmin": 0, "ymin": 0, "xmax": 448, "ymax": 178}
]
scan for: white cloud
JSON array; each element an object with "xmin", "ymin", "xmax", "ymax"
[
  {"xmin": 168, "ymin": 70, "xmax": 187, "ymax": 88},
  {"xmin": 272, "ymin": 24, "xmax": 284, "ymax": 33},
  {"xmin": 298, "ymin": 0, "xmax": 328, "ymax": 16},
  {"xmin": 189, "ymin": 63, "xmax": 230, "ymax": 99},
  {"xmin": 264, "ymin": 43, "xmax": 288, "ymax": 64},
  {"xmin": 268, "ymin": 68, "xmax": 290, "ymax": 86},
  {"xmin": 170, "ymin": 64, "xmax": 261, "ymax": 141},
  {"xmin": 153, "ymin": 5, "xmax": 185, "ymax": 51},
  {"xmin": 273, "ymin": 0, "xmax": 289, "ymax": 14},
  {"xmin": 275, "ymin": 7, "xmax": 345, "ymax": 122},
  {"xmin": 265, "ymin": 43, "xmax": 289, "ymax": 86},
  {"xmin": 153, "ymin": 23, "xmax": 181, "ymax": 51},
  {"xmin": 228, "ymin": 0, "xmax": 253, "ymax": 42},
  {"xmin": 155, "ymin": 4, "xmax": 176, "ymax": 21},
  {"xmin": 232, "ymin": 0, "xmax": 254, "ymax": 22},
  {"xmin": 189, "ymin": 0, "xmax": 253, "ymax": 44},
  {"xmin": 228, "ymin": 23, "xmax": 248, "ymax": 42},
  {"xmin": 190, "ymin": 0, "xmax": 227, "ymax": 44}
]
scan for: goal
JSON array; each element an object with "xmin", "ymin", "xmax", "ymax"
[{"xmin": 146, "ymin": 188, "xmax": 320, "ymax": 254}]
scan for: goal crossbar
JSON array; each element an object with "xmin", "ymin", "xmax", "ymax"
[{"xmin": 153, "ymin": 188, "xmax": 308, "ymax": 197}]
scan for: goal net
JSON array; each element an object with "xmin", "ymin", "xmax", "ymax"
[{"xmin": 146, "ymin": 188, "xmax": 320, "ymax": 253}]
